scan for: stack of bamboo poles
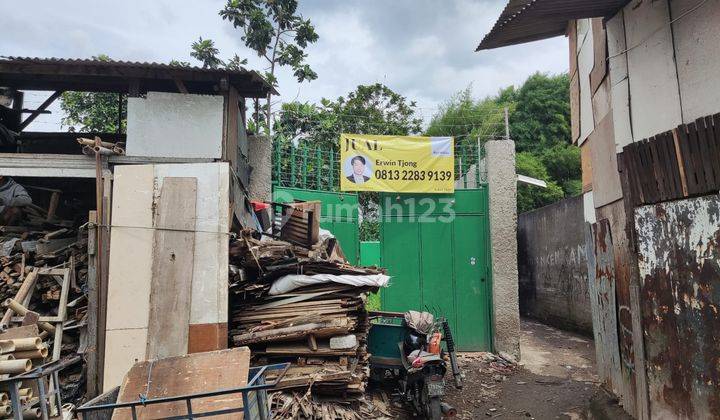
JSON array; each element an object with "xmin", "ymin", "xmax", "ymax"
[
  {"xmin": 0, "ymin": 337, "xmax": 47, "ymax": 418},
  {"xmin": 0, "ymin": 388, "xmax": 41, "ymax": 419}
]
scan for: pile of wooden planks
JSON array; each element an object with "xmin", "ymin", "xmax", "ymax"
[
  {"xmin": 229, "ymin": 229, "xmax": 383, "ymax": 400},
  {"xmin": 0, "ymin": 223, "xmax": 90, "ymax": 406}
]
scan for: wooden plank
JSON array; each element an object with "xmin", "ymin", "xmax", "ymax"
[
  {"xmin": 98, "ymin": 173, "xmax": 112, "ymax": 391},
  {"xmin": 589, "ymin": 18, "xmax": 607, "ymax": 94},
  {"xmin": 635, "ymin": 142, "xmax": 656, "ymax": 203},
  {"xmin": 0, "ymin": 325, "xmax": 39, "ymax": 340},
  {"xmin": 86, "ymin": 210, "xmax": 100, "ymax": 399},
  {"xmin": 568, "ymin": 20, "xmax": 578, "ymax": 76},
  {"xmin": 700, "ymin": 116, "xmax": 720, "ymax": 190},
  {"xmin": 187, "ymin": 323, "xmax": 228, "ymax": 354},
  {"xmin": 686, "ymin": 122, "xmax": 707, "ymax": 193},
  {"xmin": 113, "ymin": 348, "xmax": 250, "ymax": 420},
  {"xmin": 694, "ymin": 118, "xmax": 715, "ymax": 191},
  {"xmin": 630, "ymin": 284, "xmax": 650, "ymax": 420},
  {"xmin": 672, "ymin": 128, "xmax": 690, "ymax": 197},
  {"xmin": 660, "ymin": 132, "xmax": 681, "ymax": 199},
  {"xmin": 146, "ymin": 177, "xmax": 197, "ymax": 360},
  {"xmin": 571, "ymin": 72, "xmax": 581, "ymax": 144},
  {"xmin": 647, "ymin": 136, "xmax": 667, "ymax": 201}
]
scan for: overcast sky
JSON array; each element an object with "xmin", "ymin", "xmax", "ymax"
[{"xmin": 0, "ymin": 0, "xmax": 568, "ymax": 130}]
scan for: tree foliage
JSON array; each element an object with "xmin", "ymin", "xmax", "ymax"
[
  {"xmin": 509, "ymin": 73, "xmax": 571, "ymax": 153},
  {"xmin": 425, "ymin": 87, "xmax": 508, "ymax": 143},
  {"xmin": 191, "ymin": 37, "xmax": 224, "ymax": 69},
  {"xmin": 60, "ymin": 55, "xmax": 126, "ymax": 133},
  {"xmin": 220, "ymin": 0, "xmax": 319, "ymax": 132},
  {"xmin": 425, "ymin": 73, "xmax": 579, "ymax": 213},
  {"xmin": 275, "ymin": 83, "xmax": 422, "ymax": 151},
  {"xmin": 516, "ymin": 152, "xmax": 565, "ymax": 213}
]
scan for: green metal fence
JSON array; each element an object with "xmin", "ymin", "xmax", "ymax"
[{"xmin": 272, "ymin": 138, "xmax": 487, "ymax": 191}]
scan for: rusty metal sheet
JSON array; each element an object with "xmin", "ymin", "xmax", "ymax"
[
  {"xmin": 585, "ymin": 220, "xmax": 623, "ymax": 395},
  {"xmin": 596, "ymin": 201, "xmax": 638, "ymax": 415},
  {"xmin": 635, "ymin": 194, "xmax": 720, "ymax": 419}
]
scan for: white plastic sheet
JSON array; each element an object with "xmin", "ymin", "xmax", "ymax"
[{"xmin": 269, "ymin": 273, "xmax": 390, "ymax": 295}]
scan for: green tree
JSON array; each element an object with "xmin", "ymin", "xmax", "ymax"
[
  {"xmin": 275, "ymin": 83, "xmax": 422, "ymax": 151},
  {"xmin": 220, "ymin": 0, "xmax": 319, "ymax": 133},
  {"xmin": 509, "ymin": 72, "xmax": 571, "ymax": 153},
  {"xmin": 425, "ymin": 87, "xmax": 507, "ymax": 142},
  {"xmin": 516, "ymin": 152, "xmax": 564, "ymax": 213},
  {"xmin": 425, "ymin": 73, "xmax": 579, "ymax": 213},
  {"xmin": 539, "ymin": 143, "xmax": 582, "ymax": 197},
  {"xmin": 60, "ymin": 54, "xmax": 126, "ymax": 133},
  {"xmin": 191, "ymin": 37, "xmax": 224, "ymax": 69}
]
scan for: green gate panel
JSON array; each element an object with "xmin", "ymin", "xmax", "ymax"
[
  {"xmin": 420, "ymin": 222, "xmax": 458, "ymax": 337},
  {"xmin": 379, "ymin": 187, "xmax": 492, "ymax": 351},
  {"xmin": 381, "ymin": 221, "xmax": 422, "ymax": 313},
  {"xmin": 453, "ymin": 215, "xmax": 491, "ymax": 351},
  {"xmin": 272, "ymin": 187, "xmax": 359, "ymax": 265},
  {"xmin": 360, "ymin": 241, "xmax": 381, "ymax": 267}
]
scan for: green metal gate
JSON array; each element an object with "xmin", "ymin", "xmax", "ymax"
[
  {"xmin": 272, "ymin": 187, "xmax": 360, "ymax": 265},
  {"xmin": 379, "ymin": 188, "xmax": 492, "ymax": 351}
]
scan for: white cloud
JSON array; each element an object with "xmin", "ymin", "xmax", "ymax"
[{"xmin": 0, "ymin": 0, "xmax": 569, "ymax": 130}]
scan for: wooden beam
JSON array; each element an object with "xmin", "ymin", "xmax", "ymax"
[{"xmin": 18, "ymin": 90, "xmax": 63, "ymax": 131}]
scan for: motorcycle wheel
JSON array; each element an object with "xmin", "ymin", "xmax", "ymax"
[{"xmin": 428, "ymin": 397, "xmax": 442, "ymax": 420}]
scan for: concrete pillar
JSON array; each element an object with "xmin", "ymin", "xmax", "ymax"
[
  {"xmin": 485, "ymin": 140, "xmax": 521, "ymax": 360},
  {"xmin": 247, "ymin": 135, "xmax": 272, "ymax": 202}
]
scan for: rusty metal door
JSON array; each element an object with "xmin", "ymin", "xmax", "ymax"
[{"xmin": 635, "ymin": 195, "xmax": 720, "ymax": 419}]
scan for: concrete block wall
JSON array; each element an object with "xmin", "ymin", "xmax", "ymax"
[{"xmin": 517, "ymin": 195, "xmax": 592, "ymax": 334}]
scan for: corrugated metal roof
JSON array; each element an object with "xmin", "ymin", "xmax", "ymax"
[
  {"xmin": 477, "ymin": 0, "xmax": 630, "ymax": 51},
  {"xmin": 2, "ymin": 56, "xmax": 244, "ymax": 74},
  {"xmin": 0, "ymin": 56, "xmax": 276, "ymax": 96}
]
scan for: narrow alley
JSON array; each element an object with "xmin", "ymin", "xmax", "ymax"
[{"xmin": 445, "ymin": 319, "xmax": 631, "ymax": 419}]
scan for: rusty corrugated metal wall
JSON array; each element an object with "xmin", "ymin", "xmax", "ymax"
[{"xmin": 635, "ymin": 194, "xmax": 720, "ymax": 419}]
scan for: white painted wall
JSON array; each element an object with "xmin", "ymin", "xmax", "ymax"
[
  {"xmin": 671, "ymin": 0, "xmax": 720, "ymax": 123},
  {"xmin": 126, "ymin": 92, "xmax": 224, "ymax": 159}
]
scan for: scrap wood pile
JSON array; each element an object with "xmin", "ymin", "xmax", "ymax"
[
  {"xmin": 269, "ymin": 390, "xmax": 401, "ymax": 420},
  {"xmin": 0, "ymin": 218, "xmax": 90, "ymax": 410},
  {"xmin": 229, "ymin": 222, "xmax": 389, "ymax": 416}
]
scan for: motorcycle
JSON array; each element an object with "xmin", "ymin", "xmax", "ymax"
[{"xmin": 368, "ymin": 311, "xmax": 462, "ymax": 419}]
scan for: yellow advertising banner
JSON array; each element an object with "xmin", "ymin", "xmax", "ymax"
[{"xmin": 339, "ymin": 134, "xmax": 455, "ymax": 193}]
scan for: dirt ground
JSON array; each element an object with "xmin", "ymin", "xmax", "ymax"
[{"xmin": 442, "ymin": 319, "xmax": 632, "ymax": 420}]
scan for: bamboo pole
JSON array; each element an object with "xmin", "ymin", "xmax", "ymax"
[
  {"xmin": 0, "ymin": 268, "xmax": 39, "ymax": 327},
  {"xmin": 5, "ymin": 337, "xmax": 42, "ymax": 351},
  {"xmin": 0, "ymin": 341, "xmax": 14, "ymax": 355},
  {"xmin": 2, "ymin": 300, "xmax": 55, "ymax": 334},
  {"xmin": 13, "ymin": 346, "xmax": 47, "ymax": 360},
  {"xmin": 22, "ymin": 407, "xmax": 41, "ymax": 419},
  {"xmin": 0, "ymin": 359, "xmax": 31, "ymax": 374}
]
